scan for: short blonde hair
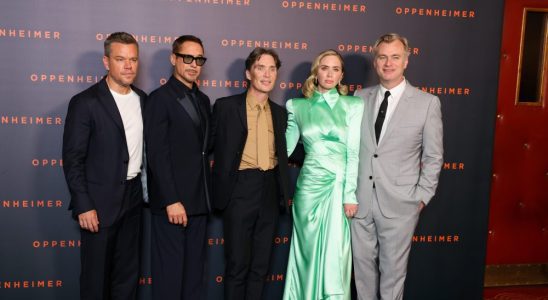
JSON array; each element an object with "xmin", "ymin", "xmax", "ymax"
[
  {"xmin": 302, "ymin": 49, "xmax": 348, "ymax": 99},
  {"xmin": 373, "ymin": 33, "xmax": 411, "ymax": 58}
]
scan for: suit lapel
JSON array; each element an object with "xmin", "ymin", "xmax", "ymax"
[
  {"xmin": 133, "ymin": 85, "xmax": 146, "ymax": 119},
  {"xmin": 237, "ymin": 92, "xmax": 248, "ymax": 132},
  {"xmin": 165, "ymin": 77, "xmax": 201, "ymax": 128},
  {"xmin": 162, "ymin": 77, "xmax": 214, "ymax": 155},
  {"xmin": 367, "ymin": 86, "xmax": 379, "ymax": 148},
  {"xmin": 199, "ymin": 97, "xmax": 210, "ymax": 152},
  {"xmin": 269, "ymin": 99, "xmax": 282, "ymax": 152},
  {"xmin": 176, "ymin": 95, "xmax": 201, "ymax": 127},
  {"xmin": 166, "ymin": 76, "xmax": 200, "ymax": 127},
  {"xmin": 97, "ymin": 78, "xmax": 125, "ymax": 134},
  {"xmin": 133, "ymin": 87, "xmax": 148, "ymax": 203}
]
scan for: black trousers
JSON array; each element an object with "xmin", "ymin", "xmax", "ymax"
[
  {"xmin": 80, "ymin": 177, "xmax": 143, "ymax": 300},
  {"xmin": 151, "ymin": 213, "xmax": 207, "ymax": 300},
  {"xmin": 223, "ymin": 168, "xmax": 280, "ymax": 300}
]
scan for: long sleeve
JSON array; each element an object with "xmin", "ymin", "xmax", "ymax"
[
  {"xmin": 285, "ymin": 99, "xmax": 300, "ymax": 157},
  {"xmin": 343, "ymin": 97, "xmax": 364, "ymax": 204},
  {"xmin": 416, "ymin": 95, "xmax": 443, "ymax": 205},
  {"xmin": 144, "ymin": 94, "xmax": 179, "ymax": 208},
  {"xmin": 62, "ymin": 96, "xmax": 94, "ymax": 215}
]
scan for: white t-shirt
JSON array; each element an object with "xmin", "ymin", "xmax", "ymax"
[{"xmin": 110, "ymin": 89, "xmax": 143, "ymax": 180}]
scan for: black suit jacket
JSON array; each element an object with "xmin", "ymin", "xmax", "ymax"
[
  {"xmin": 210, "ymin": 92, "xmax": 289, "ymax": 212},
  {"xmin": 144, "ymin": 76, "xmax": 211, "ymax": 216},
  {"xmin": 62, "ymin": 78, "xmax": 146, "ymax": 227}
]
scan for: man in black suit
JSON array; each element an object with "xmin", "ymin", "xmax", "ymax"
[
  {"xmin": 62, "ymin": 32, "xmax": 146, "ymax": 300},
  {"xmin": 144, "ymin": 35, "xmax": 211, "ymax": 300},
  {"xmin": 211, "ymin": 47, "xmax": 290, "ymax": 300}
]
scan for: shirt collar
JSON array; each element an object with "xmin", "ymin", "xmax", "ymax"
[
  {"xmin": 246, "ymin": 93, "xmax": 270, "ymax": 111},
  {"xmin": 171, "ymin": 75, "xmax": 198, "ymax": 95},
  {"xmin": 379, "ymin": 78, "xmax": 406, "ymax": 102},
  {"xmin": 313, "ymin": 88, "xmax": 339, "ymax": 108}
]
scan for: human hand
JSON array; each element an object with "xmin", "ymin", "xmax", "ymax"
[
  {"xmin": 166, "ymin": 202, "xmax": 188, "ymax": 226},
  {"xmin": 344, "ymin": 204, "xmax": 358, "ymax": 218},
  {"xmin": 78, "ymin": 209, "xmax": 99, "ymax": 232}
]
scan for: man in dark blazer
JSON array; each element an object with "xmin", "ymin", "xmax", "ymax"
[
  {"xmin": 62, "ymin": 32, "xmax": 146, "ymax": 300},
  {"xmin": 144, "ymin": 35, "xmax": 211, "ymax": 300},
  {"xmin": 211, "ymin": 47, "xmax": 290, "ymax": 300}
]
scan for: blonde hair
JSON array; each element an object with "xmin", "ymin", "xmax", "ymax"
[
  {"xmin": 302, "ymin": 49, "xmax": 348, "ymax": 98},
  {"xmin": 373, "ymin": 33, "xmax": 411, "ymax": 58}
]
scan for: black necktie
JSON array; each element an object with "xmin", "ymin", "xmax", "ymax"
[
  {"xmin": 375, "ymin": 90, "xmax": 390, "ymax": 144},
  {"xmin": 188, "ymin": 91, "xmax": 205, "ymax": 137}
]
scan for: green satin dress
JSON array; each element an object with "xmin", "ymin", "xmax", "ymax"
[{"xmin": 283, "ymin": 88, "xmax": 364, "ymax": 300}]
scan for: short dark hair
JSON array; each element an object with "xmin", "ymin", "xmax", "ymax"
[
  {"xmin": 172, "ymin": 35, "xmax": 204, "ymax": 54},
  {"xmin": 245, "ymin": 47, "xmax": 281, "ymax": 71},
  {"xmin": 104, "ymin": 32, "xmax": 138, "ymax": 57}
]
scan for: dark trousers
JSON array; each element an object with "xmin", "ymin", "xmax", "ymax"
[
  {"xmin": 151, "ymin": 213, "xmax": 207, "ymax": 300},
  {"xmin": 80, "ymin": 177, "xmax": 143, "ymax": 300},
  {"xmin": 223, "ymin": 168, "xmax": 280, "ymax": 300}
]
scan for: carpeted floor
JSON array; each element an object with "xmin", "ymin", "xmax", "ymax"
[{"xmin": 484, "ymin": 285, "xmax": 548, "ymax": 300}]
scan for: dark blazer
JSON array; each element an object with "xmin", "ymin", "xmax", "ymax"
[
  {"xmin": 144, "ymin": 76, "xmax": 211, "ymax": 216},
  {"xmin": 210, "ymin": 92, "xmax": 289, "ymax": 212},
  {"xmin": 62, "ymin": 78, "xmax": 146, "ymax": 227}
]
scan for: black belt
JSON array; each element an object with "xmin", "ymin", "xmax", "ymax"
[{"xmin": 238, "ymin": 167, "xmax": 277, "ymax": 174}]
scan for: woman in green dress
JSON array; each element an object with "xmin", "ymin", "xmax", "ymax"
[{"xmin": 283, "ymin": 50, "xmax": 364, "ymax": 299}]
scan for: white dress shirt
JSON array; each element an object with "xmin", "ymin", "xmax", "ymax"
[{"xmin": 374, "ymin": 79, "xmax": 406, "ymax": 144}]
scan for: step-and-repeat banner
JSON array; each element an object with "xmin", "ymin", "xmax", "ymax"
[{"xmin": 0, "ymin": 1, "xmax": 503, "ymax": 299}]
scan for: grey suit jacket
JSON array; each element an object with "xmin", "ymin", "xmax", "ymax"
[{"xmin": 354, "ymin": 82, "xmax": 443, "ymax": 218}]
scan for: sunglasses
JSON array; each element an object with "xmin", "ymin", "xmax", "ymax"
[{"xmin": 173, "ymin": 53, "xmax": 207, "ymax": 66}]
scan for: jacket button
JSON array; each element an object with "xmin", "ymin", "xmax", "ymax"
[
  {"xmin": 123, "ymin": 160, "xmax": 128, "ymax": 164},
  {"xmin": 373, "ymin": 154, "xmax": 378, "ymax": 158},
  {"xmin": 369, "ymin": 176, "xmax": 373, "ymax": 180}
]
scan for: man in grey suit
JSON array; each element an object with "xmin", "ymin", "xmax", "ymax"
[{"xmin": 352, "ymin": 33, "xmax": 443, "ymax": 300}]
